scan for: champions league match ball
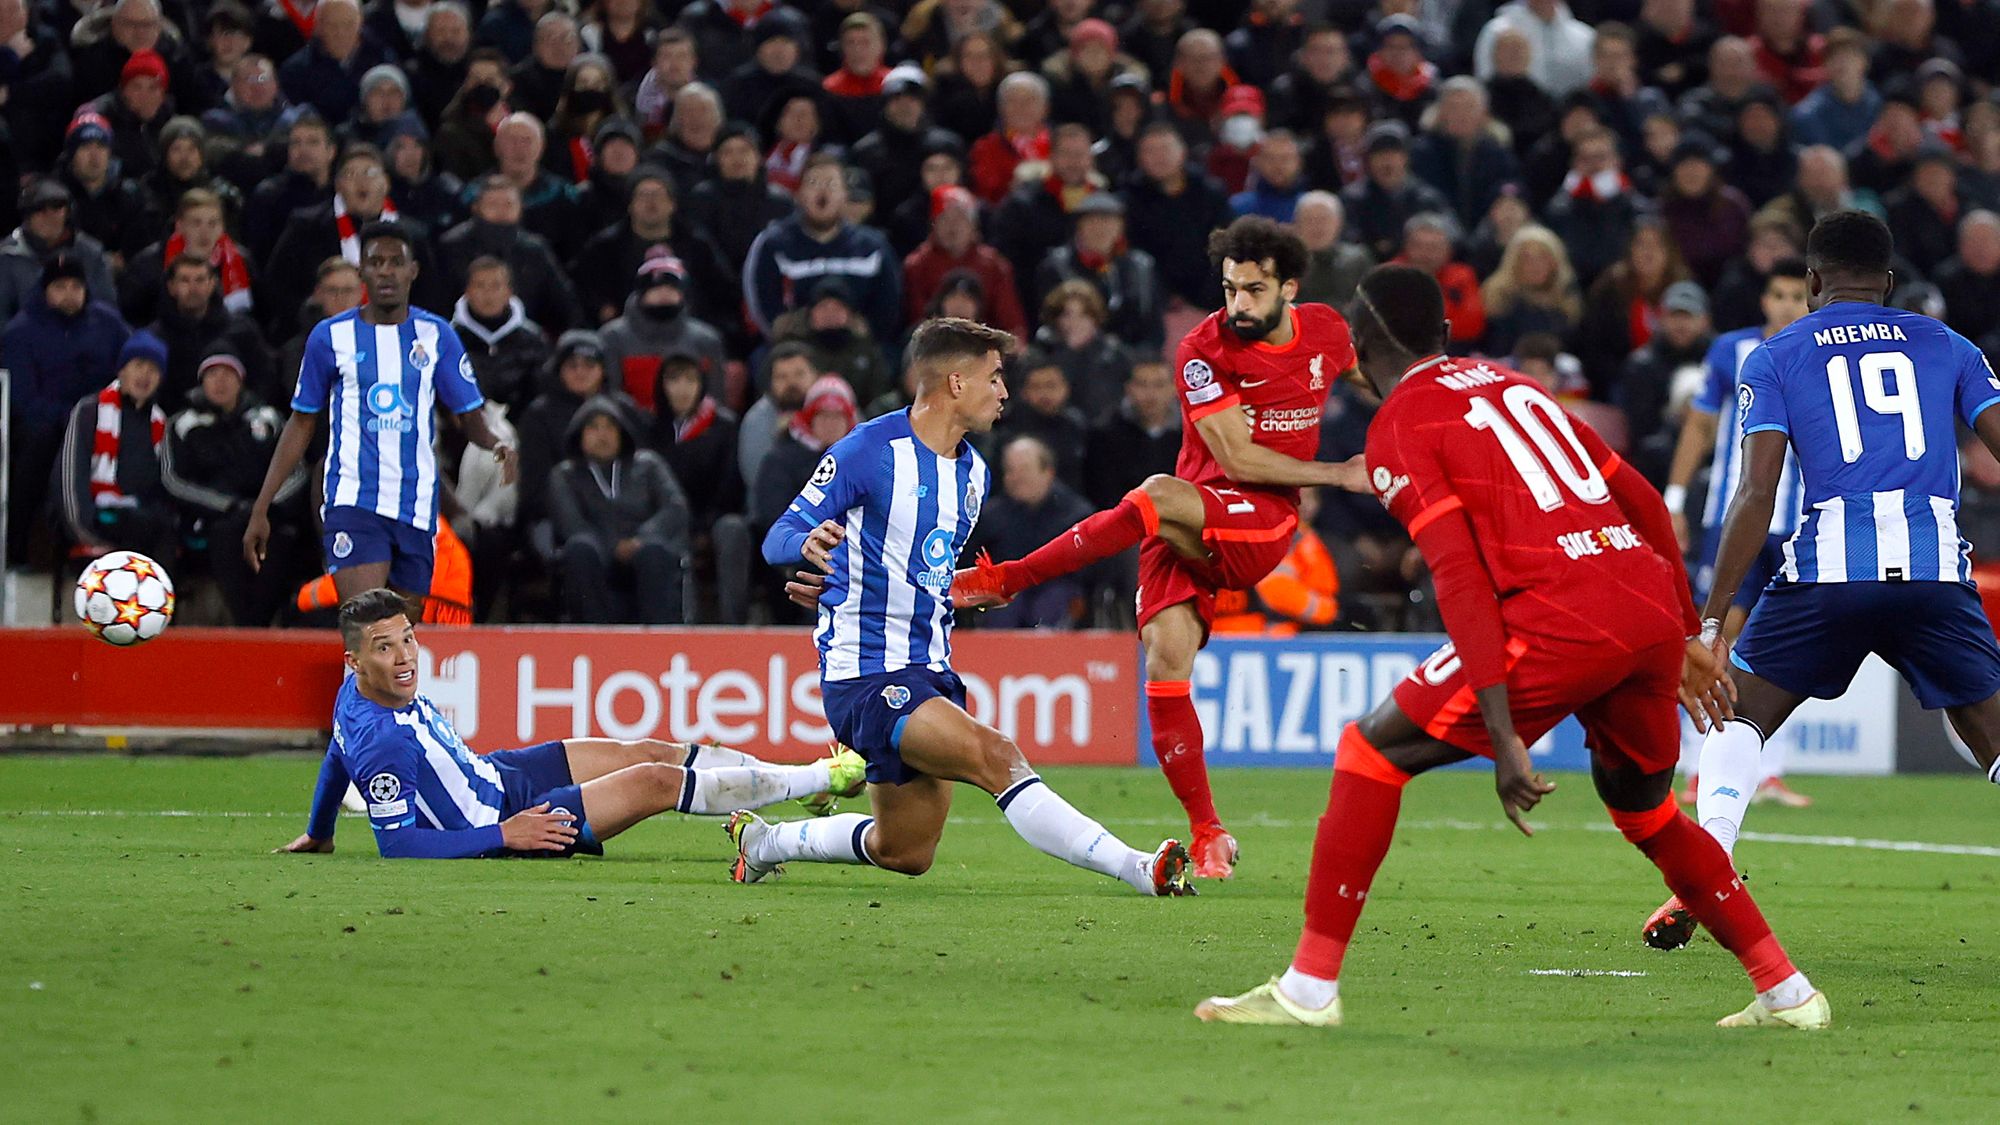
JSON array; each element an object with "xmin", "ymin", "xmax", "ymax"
[{"xmin": 74, "ymin": 551, "xmax": 176, "ymax": 646}]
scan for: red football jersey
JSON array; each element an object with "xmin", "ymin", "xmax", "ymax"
[
  {"xmin": 1173, "ymin": 304, "xmax": 1356, "ymax": 507},
  {"xmin": 1364, "ymin": 356, "xmax": 1686, "ymax": 654}
]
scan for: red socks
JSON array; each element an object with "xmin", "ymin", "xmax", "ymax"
[
  {"xmin": 1617, "ymin": 801, "xmax": 1797, "ymax": 991},
  {"xmin": 1145, "ymin": 680, "xmax": 1221, "ymax": 833},
  {"xmin": 1001, "ymin": 488, "xmax": 1159, "ymax": 593},
  {"xmin": 1292, "ymin": 725, "xmax": 1409, "ymax": 981}
]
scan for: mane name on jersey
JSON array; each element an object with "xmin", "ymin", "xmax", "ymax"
[
  {"xmin": 1812, "ymin": 323, "xmax": 1909, "ymax": 346},
  {"xmin": 1435, "ymin": 364, "xmax": 1506, "ymax": 391}
]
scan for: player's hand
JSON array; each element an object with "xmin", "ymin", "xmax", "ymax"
[
  {"xmin": 274, "ymin": 834, "xmax": 333, "ymax": 854},
  {"xmin": 1326, "ymin": 453, "xmax": 1371, "ymax": 494},
  {"xmin": 492, "ymin": 440, "xmax": 518, "ymax": 485},
  {"xmin": 1493, "ymin": 736, "xmax": 1555, "ymax": 837},
  {"xmin": 1679, "ymin": 635, "xmax": 1738, "ymax": 733},
  {"xmin": 785, "ymin": 569, "xmax": 826, "ymax": 610},
  {"xmin": 802, "ymin": 519, "xmax": 844, "ymax": 572},
  {"xmin": 242, "ymin": 507, "xmax": 271, "ymax": 572},
  {"xmin": 500, "ymin": 803, "xmax": 579, "ymax": 853}
]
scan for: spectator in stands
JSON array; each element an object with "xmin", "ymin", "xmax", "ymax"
[
  {"xmin": 1465, "ymin": 184, "xmax": 1534, "ymax": 276},
  {"xmin": 1757, "ymin": 145, "xmax": 1880, "ymax": 236},
  {"xmin": 1474, "ymin": 0, "xmax": 1595, "ymax": 99},
  {"xmin": 995, "ymin": 350, "xmax": 1088, "ymax": 488},
  {"xmin": 601, "ymin": 252, "xmax": 727, "ymax": 409},
  {"xmin": 547, "ymin": 393, "xmax": 690, "ymax": 624},
  {"xmin": 1483, "ymin": 28, "xmax": 1557, "ymax": 160},
  {"xmin": 674, "ymin": 0, "xmax": 768, "ymax": 82},
  {"xmin": 441, "ymin": 175, "xmax": 580, "ymax": 333},
  {"xmin": 1034, "ymin": 191, "xmax": 1163, "ymax": 350},
  {"xmin": 821, "ymin": 12, "xmax": 890, "ymax": 145},
  {"xmin": 970, "ymin": 70, "xmax": 1053, "ymax": 204},
  {"xmin": 244, "ymin": 112, "xmax": 335, "ymax": 263},
  {"xmin": 83, "ymin": 48, "xmax": 179, "ymax": 182},
  {"xmin": 58, "ymin": 329, "xmax": 177, "ymax": 564},
  {"xmin": 1043, "ymin": 17, "xmax": 1144, "ymax": 140},
  {"xmin": 1395, "ymin": 212, "xmax": 1485, "ymax": 352},
  {"xmin": 1935, "ymin": 210, "xmax": 2000, "ymax": 347},
  {"xmin": 488, "ymin": 111, "xmax": 584, "ymax": 259},
  {"xmin": 71, "ymin": 0, "xmax": 201, "ymax": 122},
  {"xmin": 759, "ymin": 90, "xmax": 832, "ymax": 195},
  {"xmin": 345, "ymin": 64, "xmax": 414, "ymax": 151},
  {"xmin": 1727, "ymin": 88, "xmax": 1798, "ymax": 206},
  {"xmin": 544, "ymin": 55, "xmax": 627, "ymax": 185},
  {"xmin": 904, "ymin": 184, "xmax": 1026, "ymax": 341},
  {"xmin": 122, "ymin": 189, "xmax": 255, "ymax": 326},
  {"xmin": 517, "ymin": 328, "xmax": 617, "ymax": 526},
  {"xmin": 1848, "ymin": 87, "xmax": 1925, "ymax": 197},
  {"xmin": 2, "ymin": 254, "xmax": 130, "ymax": 563},
  {"xmin": 0, "ymin": 0, "xmax": 73, "ymax": 173},
  {"xmin": 901, "ymin": 0, "xmax": 1021, "ymax": 76},
  {"xmin": 572, "ymin": 163, "xmax": 734, "ymax": 330},
  {"xmin": 1362, "ymin": 16, "xmax": 1438, "ymax": 129},
  {"xmin": 1790, "ymin": 26, "xmax": 1878, "ymax": 151},
  {"xmin": 1577, "ymin": 217, "xmax": 1690, "ymax": 395},
  {"xmin": 0, "ymin": 180, "xmax": 117, "ymax": 324},
  {"xmin": 434, "ymin": 50, "xmax": 510, "ymax": 180},
  {"xmin": 1229, "ymin": 128, "xmax": 1305, "ymax": 221},
  {"xmin": 1747, "ymin": 0, "xmax": 1823, "ymax": 104},
  {"xmin": 1091, "ymin": 73, "xmax": 1155, "ymax": 185},
  {"xmin": 580, "ymin": 0, "xmax": 653, "ymax": 86},
  {"xmin": 1409, "ymin": 75, "xmax": 1523, "ymax": 232},
  {"xmin": 279, "ymin": 0, "xmax": 391, "ymax": 125},
  {"xmin": 268, "ymin": 143, "xmax": 446, "ymax": 320},
  {"xmin": 651, "ymin": 349, "xmax": 750, "ymax": 625},
  {"xmin": 1034, "ymin": 279, "xmax": 1133, "ymax": 425},
  {"xmin": 1120, "ymin": 0, "xmax": 1193, "ymax": 84},
  {"xmin": 975, "ymin": 434, "xmax": 1092, "ymax": 629},
  {"xmin": 159, "ymin": 351, "xmax": 302, "ymax": 626},
  {"xmin": 409, "ymin": 3, "xmax": 474, "ymax": 125},
  {"xmin": 143, "ymin": 116, "xmax": 241, "ymax": 230},
  {"xmin": 1478, "ymin": 223, "xmax": 1581, "ymax": 357},
  {"xmin": 1710, "ymin": 211, "xmax": 1805, "ymax": 331},
  {"xmin": 1341, "ymin": 120, "xmax": 1450, "ymax": 263},
  {"xmin": 60, "ymin": 115, "xmax": 154, "ymax": 265},
  {"xmin": 450, "ymin": 255, "xmax": 550, "ymax": 410},
  {"xmin": 1634, "ymin": 0, "xmax": 1716, "ymax": 98},
  {"xmin": 1583, "ymin": 23, "xmax": 1672, "ymax": 158},
  {"xmin": 738, "ymin": 341, "xmax": 817, "ymax": 496},
  {"xmin": 509, "ymin": 12, "xmax": 581, "ymax": 121},
  {"xmin": 750, "ymin": 371, "xmax": 856, "ymax": 561},
  {"xmin": 1017, "ymin": 0, "xmax": 1091, "ymax": 71},
  {"xmin": 745, "ymin": 154, "xmax": 902, "ymax": 345},
  {"xmin": 1162, "ymin": 27, "xmax": 1234, "ymax": 147},
  {"xmin": 1303, "ymin": 90, "xmax": 1372, "ymax": 196},
  {"xmin": 1267, "ymin": 23, "xmax": 1354, "ymax": 135},
  {"xmin": 1868, "ymin": 0, "xmax": 1963, "ymax": 84},
  {"xmin": 770, "ymin": 279, "xmax": 891, "ymax": 407},
  {"xmin": 1659, "ymin": 134, "xmax": 1753, "ymax": 286},
  {"xmin": 1541, "ymin": 125, "xmax": 1642, "ymax": 286},
  {"xmin": 1202, "ymin": 84, "xmax": 1264, "ymax": 195},
  {"xmin": 682, "ymin": 124, "xmax": 795, "ymax": 274},
  {"xmin": 384, "ymin": 116, "xmax": 466, "ymax": 236},
  {"xmin": 930, "ymin": 28, "xmax": 1008, "ymax": 144},
  {"xmin": 1122, "ymin": 122, "xmax": 1233, "ymax": 312},
  {"xmin": 275, "ymin": 257, "xmax": 363, "ymax": 396},
  {"xmin": 1082, "ymin": 354, "xmax": 1178, "ymax": 514},
  {"xmin": 1616, "ymin": 279, "xmax": 1713, "ymax": 481},
  {"xmin": 720, "ymin": 10, "xmax": 816, "ymax": 129},
  {"xmin": 1884, "ymin": 143, "xmax": 1963, "ymax": 277},
  {"xmin": 202, "ymin": 55, "xmax": 288, "ymax": 189},
  {"xmin": 1677, "ymin": 36, "xmax": 1760, "ymax": 143},
  {"xmin": 143, "ymin": 253, "xmax": 274, "ymax": 406},
  {"xmin": 1293, "ymin": 190, "xmax": 1373, "ymax": 308}
]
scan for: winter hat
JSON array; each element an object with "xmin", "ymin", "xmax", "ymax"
[
  {"xmin": 553, "ymin": 329, "xmax": 607, "ymax": 366},
  {"xmin": 636, "ymin": 253, "xmax": 688, "ymax": 292},
  {"xmin": 40, "ymin": 252, "xmax": 87, "ymax": 288},
  {"xmin": 119, "ymin": 330, "xmax": 170, "ymax": 374},
  {"xmin": 930, "ymin": 184, "xmax": 977, "ymax": 219},
  {"xmin": 121, "ymin": 49, "xmax": 170, "ymax": 90},
  {"xmin": 1069, "ymin": 18, "xmax": 1117, "ymax": 54},
  {"xmin": 66, "ymin": 112, "xmax": 113, "ymax": 150},
  {"xmin": 360, "ymin": 64, "xmax": 412, "ymax": 100}
]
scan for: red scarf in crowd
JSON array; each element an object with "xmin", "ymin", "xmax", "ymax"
[
  {"xmin": 569, "ymin": 136, "xmax": 594, "ymax": 184},
  {"xmin": 1367, "ymin": 53, "xmax": 1436, "ymax": 103},
  {"xmin": 166, "ymin": 231, "xmax": 253, "ymax": 313},
  {"xmin": 1167, "ymin": 65, "xmax": 1240, "ymax": 121},
  {"xmin": 674, "ymin": 396, "xmax": 720, "ymax": 443},
  {"xmin": 726, "ymin": 1, "xmax": 775, "ymax": 28},
  {"xmin": 766, "ymin": 140, "xmax": 811, "ymax": 192},
  {"xmin": 90, "ymin": 383, "xmax": 164, "ymax": 508},
  {"xmin": 1628, "ymin": 294, "xmax": 1660, "ymax": 350},
  {"xmin": 1075, "ymin": 238, "xmax": 1128, "ymax": 273},
  {"xmin": 278, "ymin": 0, "xmax": 317, "ymax": 41},
  {"xmin": 1562, "ymin": 168, "xmax": 1635, "ymax": 203},
  {"xmin": 335, "ymin": 193, "xmax": 400, "ymax": 263}
]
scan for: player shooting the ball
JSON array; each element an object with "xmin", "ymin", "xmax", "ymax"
[{"xmin": 276, "ymin": 589, "xmax": 865, "ymax": 858}]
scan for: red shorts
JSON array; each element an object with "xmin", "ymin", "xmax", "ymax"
[
  {"xmin": 1392, "ymin": 634, "xmax": 1682, "ymax": 774},
  {"xmin": 1135, "ymin": 485, "xmax": 1297, "ymax": 631}
]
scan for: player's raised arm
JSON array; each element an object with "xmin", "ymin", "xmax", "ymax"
[{"xmin": 760, "ymin": 433, "xmax": 875, "ymax": 568}]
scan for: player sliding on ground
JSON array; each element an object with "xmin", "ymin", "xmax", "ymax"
[
  {"xmin": 738, "ymin": 317, "xmax": 1193, "ymax": 896},
  {"xmin": 275, "ymin": 588, "xmax": 865, "ymax": 858},
  {"xmin": 1647, "ymin": 210, "xmax": 2000, "ymax": 949},
  {"xmin": 1196, "ymin": 266, "xmax": 1829, "ymax": 1031},
  {"xmin": 952, "ymin": 216, "xmax": 1367, "ymax": 880}
]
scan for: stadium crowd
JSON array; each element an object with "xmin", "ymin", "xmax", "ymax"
[{"xmin": 7, "ymin": 0, "xmax": 2000, "ymax": 629}]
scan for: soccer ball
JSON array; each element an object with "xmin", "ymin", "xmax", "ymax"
[{"xmin": 75, "ymin": 551, "xmax": 176, "ymax": 646}]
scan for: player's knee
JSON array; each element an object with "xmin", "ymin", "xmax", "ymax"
[
  {"xmin": 975, "ymin": 730, "xmax": 1028, "ymax": 791},
  {"xmin": 635, "ymin": 738, "xmax": 683, "ymax": 765},
  {"xmin": 870, "ymin": 843, "xmax": 935, "ymax": 877},
  {"xmin": 1138, "ymin": 474, "xmax": 1182, "ymax": 505},
  {"xmin": 633, "ymin": 762, "xmax": 685, "ymax": 809}
]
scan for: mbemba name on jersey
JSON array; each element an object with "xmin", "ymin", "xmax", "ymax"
[
  {"xmin": 1740, "ymin": 302, "xmax": 2000, "ymax": 584},
  {"xmin": 291, "ymin": 308, "xmax": 483, "ymax": 532},
  {"xmin": 761, "ymin": 410, "xmax": 989, "ymax": 683}
]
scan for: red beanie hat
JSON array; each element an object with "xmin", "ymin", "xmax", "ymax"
[{"xmin": 121, "ymin": 49, "xmax": 170, "ymax": 91}]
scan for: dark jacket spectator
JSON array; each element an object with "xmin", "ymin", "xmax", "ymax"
[
  {"xmin": 1407, "ymin": 79, "xmax": 1523, "ymax": 231},
  {"xmin": 681, "ymin": 125, "xmax": 795, "ymax": 273},
  {"xmin": 849, "ymin": 72, "xmax": 961, "ymax": 222},
  {"xmin": 1657, "ymin": 138, "xmax": 1753, "ymax": 287},
  {"xmin": 1934, "ymin": 215, "xmax": 2000, "ymax": 346},
  {"xmin": 0, "ymin": 182, "xmax": 119, "ymax": 324},
  {"xmin": 1032, "ymin": 279, "xmax": 1132, "ymax": 427},
  {"xmin": 142, "ymin": 257, "xmax": 275, "ymax": 405},
  {"xmin": 546, "ymin": 393, "xmax": 690, "ymax": 624},
  {"xmin": 902, "ymin": 186, "xmax": 1026, "ymax": 340},
  {"xmin": 1881, "ymin": 148, "xmax": 1966, "ymax": 278},
  {"xmin": 57, "ymin": 330, "xmax": 176, "ymax": 563},
  {"xmin": 278, "ymin": 5, "xmax": 394, "ymax": 125},
  {"xmin": 1340, "ymin": 122, "xmax": 1452, "ymax": 263},
  {"xmin": 995, "ymin": 354, "xmax": 1089, "ymax": 490},
  {"xmin": 599, "ymin": 254, "xmax": 728, "ymax": 409},
  {"xmin": 439, "ymin": 185, "xmax": 582, "ymax": 333},
  {"xmin": 58, "ymin": 118, "xmax": 155, "ymax": 261},
  {"xmin": 650, "ymin": 349, "xmax": 752, "ymax": 624},
  {"xmin": 743, "ymin": 157, "xmax": 902, "ymax": 344},
  {"xmin": 1031, "ymin": 194, "xmax": 1164, "ymax": 352},
  {"xmin": 451, "ymin": 271, "xmax": 551, "ymax": 411},
  {"xmin": 1540, "ymin": 129, "xmax": 1647, "ymax": 288},
  {"xmin": 1083, "ymin": 363, "xmax": 1181, "ymax": 512},
  {"xmin": 569, "ymin": 165, "xmax": 737, "ymax": 329},
  {"xmin": 1575, "ymin": 220, "xmax": 1691, "ymax": 396},
  {"xmin": 516, "ymin": 329, "xmax": 628, "ymax": 526}
]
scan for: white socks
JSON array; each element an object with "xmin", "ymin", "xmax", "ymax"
[
  {"xmin": 996, "ymin": 776, "xmax": 1153, "ymax": 894},
  {"xmin": 682, "ymin": 743, "xmax": 766, "ymax": 769},
  {"xmin": 680, "ymin": 762, "xmax": 831, "ymax": 816},
  {"xmin": 752, "ymin": 813, "xmax": 875, "ymax": 866},
  {"xmin": 1758, "ymin": 970, "xmax": 1816, "ymax": 1011},
  {"xmin": 1696, "ymin": 719, "xmax": 1765, "ymax": 857},
  {"xmin": 1279, "ymin": 967, "xmax": 1340, "ymax": 1011}
]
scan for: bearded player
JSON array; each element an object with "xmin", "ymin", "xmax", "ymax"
[
  {"xmin": 954, "ymin": 216, "xmax": 1365, "ymax": 879},
  {"xmin": 1195, "ymin": 266, "xmax": 1828, "ymax": 1030}
]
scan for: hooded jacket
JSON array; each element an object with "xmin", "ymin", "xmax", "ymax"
[
  {"xmin": 160, "ymin": 382, "xmax": 303, "ymax": 521},
  {"xmin": 1, "ymin": 291, "xmax": 130, "ymax": 433},
  {"xmin": 517, "ymin": 330, "xmax": 637, "ymax": 526},
  {"xmin": 0, "ymin": 225, "xmax": 118, "ymax": 324},
  {"xmin": 546, "ymin": 394, "xmax": 691, "ymax": 554},
  {"xmin": 598, "ymin": 288, "xmax": 728, "ymax": 409},
  {"xmin": 452, "ymin": 295, "xmax": 551, "ymax": 410}
]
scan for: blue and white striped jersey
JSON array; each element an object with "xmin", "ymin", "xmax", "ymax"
[
  {"xmin": 1697, "ymin": 327, "xmax": 1805, "ymax": 535},
  {"xmin": 1739, "ymin": 301, "xmax": 2000, "ymax": 584},
  {"xmin": 331, "ymin": 674, "xmax": 506, "ymax": 844},
  {"xmin": 761, "ymin": 409, "xmax": 990, "ymax": 683},
  {"xmin": 291, "ymin": 308, "xmax": 483, "ymax": 531}
]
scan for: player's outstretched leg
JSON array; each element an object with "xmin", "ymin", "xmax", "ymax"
[
  {"xmin": 1197, "ymin": 723, "xmax": 1433, "ymax": 1025},
  {"xmin": 565, "ymin": 737, "xmax": 864, "ymax": 818},
  {"xmin": 955, "ymin": 475, "xmax": 1207, "ymax": 606},
  {"xmin": 578, "ymin": 751, "xmax": 863, "ymax": 842},
  {"xmin": 1597, "ymin": 763, "xmax": 1828, "ymax": 1030}
]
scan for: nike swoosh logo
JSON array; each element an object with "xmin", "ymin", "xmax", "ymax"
[{"xmin": 1241, "ymin": 378, "xmax": 1270, "ymax": 387}]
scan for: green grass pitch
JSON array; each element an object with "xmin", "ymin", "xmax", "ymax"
[{"xmin": 2, "ymin": 757, "xmax": 1994, "ymax": 1122}]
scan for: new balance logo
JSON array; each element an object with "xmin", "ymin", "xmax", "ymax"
[{"xmin": 1711, "ymin": 786, "xmax": 1741, "ymax": 799}]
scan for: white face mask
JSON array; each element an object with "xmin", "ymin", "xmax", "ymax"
[{"xmin": 1219, "ymin": 115, "xmax": 1263, "ymax": 150}]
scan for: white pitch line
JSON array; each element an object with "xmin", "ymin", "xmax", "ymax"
[{"xmin": 1525, "ymin": 969, "xmax": 1649, "ymax": 978}]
